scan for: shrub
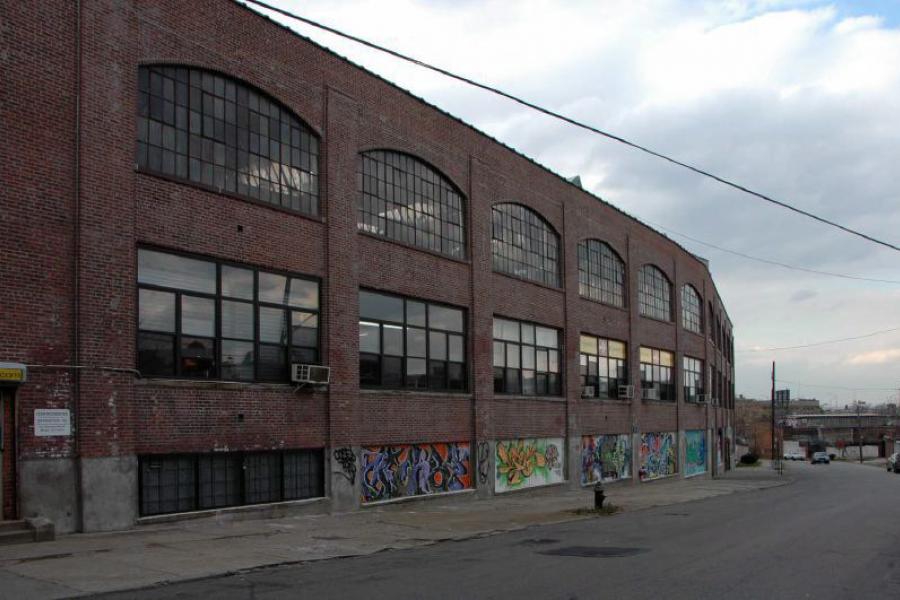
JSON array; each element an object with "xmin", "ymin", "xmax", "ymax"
[{"xmin": 740, "ymin": 453, "xmax": 759, "ymax": 465}]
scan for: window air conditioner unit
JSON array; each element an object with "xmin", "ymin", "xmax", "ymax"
[
  {"xmin": 642, "ymin": 387, "xmax": 659, "ymax": 401},
  {"xmin": 582, "ymin": 385, "xmax": 595, "ymax": 398},
  {"xmin": 291, "ymin": 364, "xmax": 331, "ymax": 385},
  {"xmin": 618, "ymin": 384, "xmax": 634, "ymax": 399}
]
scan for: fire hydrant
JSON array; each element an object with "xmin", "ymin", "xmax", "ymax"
[{"xmin": 594, "ymin": 482, "xmax": 606, "ymax": 509}]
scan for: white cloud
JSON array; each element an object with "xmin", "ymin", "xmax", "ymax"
[{"xmin": 847, "ymin": 348, "xmax": 900, "ymax": 365}]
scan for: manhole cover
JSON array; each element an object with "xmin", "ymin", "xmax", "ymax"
[{"xmin": 539, "ymin": 546, "xmax": 648, "ymax": 558}]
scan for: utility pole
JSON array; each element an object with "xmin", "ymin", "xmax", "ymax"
[
  {"xmin": 771, "ymin": 361, "xmax": 776, "ymax": 469},
  {"xmin": 857, "ymin": 401, "xmax": 864, "ymax": 464}
]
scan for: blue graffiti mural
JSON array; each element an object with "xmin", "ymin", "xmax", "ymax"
[
  {"xmin": 639, "ymin": 432, "xmax": 677, "ymax": 481},
  {"xmin": 685, "ymin": 430, "xmax": 707, "ymax": 477},
  {"xmin": 361, "ymin": 442, "xmax": 471, "ymax": 503},
  {"xmin": 581, "ymin": 434, "xmax": 631, "ymax": 484}
]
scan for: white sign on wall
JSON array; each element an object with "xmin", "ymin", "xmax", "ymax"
[{"xmin": 34, "ymin": 409, "xmax": 72, "ymax": 437}]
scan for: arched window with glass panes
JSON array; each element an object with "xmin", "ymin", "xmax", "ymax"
[
  {"xmin": 357, "ymin": 150, "xmax": 466, "ymax": 258},
  {"xmin": 136, "ymin": 65, "xmax": 320, "ymax": 216},
  {"xmin": 491, "ymin": 203, "xmax": 560, "ymax": 287},
  {"xmin": 577, "ymin": 239, "xmax": 625, "ymax": 307},
  {"xmin": 681, "ymin": 284, "xmax": 702, "ymax": 333},
  {"xmin": 638, "ymin": 265, "xmax": 672, "ymax": 321}
]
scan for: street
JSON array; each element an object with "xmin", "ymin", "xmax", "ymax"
[{"xmin": 98, "ymin": 461, "xmax": 900, "ymax": 599}]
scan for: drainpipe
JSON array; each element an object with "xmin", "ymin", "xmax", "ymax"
[{"xmin": 73, "ymin": 0, "xmax": 84, "ymax": 532}]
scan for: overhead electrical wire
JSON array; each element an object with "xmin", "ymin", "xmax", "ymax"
[
  {"xmin": 645, "ymin": 221, "xmax": 900, "ymax": 284},
  {"xmin": 775, "ymin": 379, "xmax": 898, "ymax": 392},
  {"xmin": 739, "ymin": 326, "xmax": 900, "ymax": 352},
  {"xmin": 241, "ymin": 0, "xmax": 900, "ymax": 254}
]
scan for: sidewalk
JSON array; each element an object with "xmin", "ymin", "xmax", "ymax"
[{"xmin": 0, "ymin": 467, "xmax": 790, "ymax": 599}]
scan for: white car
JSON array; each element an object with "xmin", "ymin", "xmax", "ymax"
[{"xmin": 782, "ymin": 451, "xmax": 805, "ymax": 461}]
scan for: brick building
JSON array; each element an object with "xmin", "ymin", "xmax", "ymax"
[{"xmin": 1, "ymin": 0, "xmax": 735, "ymax": 532}]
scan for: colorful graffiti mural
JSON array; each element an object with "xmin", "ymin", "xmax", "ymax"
[
  {"xmin": 361, "ymin": 442, "xmax": 471, "ymax": 503},
  {"xmin": 639, "ymin": 432, "xmax": 677, "ymax": 481},
  {"xmin": 684, "ymin": 430, "xmax": 707, "ymax": 477},
  {"xmin": 717, "ymin": 429, "xmax": 724, "ymax": 468},
  {"xmin": 581, "ymin": 434, "xmax": 631, "ymax": 484},
  {"xmin": 495, "ymin": 438, "xmax": 565, "ymax": 492}
]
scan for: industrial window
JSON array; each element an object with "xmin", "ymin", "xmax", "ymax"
[
  {"xmin": 577, "ymin": 240, "xmax": 625, "ymax": 307},
  {"xmin": 137, "ymin": 248, "xmax": 319, "ymax": 382},
  {"xmin": 681, "ymin": 285, "xmax": 702, "ymax": 333},
  {"xmin": 579, "ymin": 334, "xmax": 628, "ymax": 399},
  {"xmin": 359, "ymin": 290, "xmax": 466, "ymax": 391},
  {"xmin": 638, "ymin": 265, "xmax": 672, "ymax": 321},
  {"xmin": 493, "ymin": 317, "xmax": 561, "ymax": 396},
  {"xmin": 683, "ymin": 356, "xmax": 704, "ymax": 402},
  {"xmin": 639, "ymin": 346, "xmax": 675, "ymax": 401},
  {"xmin": 139, "ymin": 449, "xmax": 324, "ymax": 516},
  {"xmin": 358, "ymin": 151, "xmax": 466, "ymax": 259},
  {"xmin": 136, "ymin": 65, "xmax": 320, "ymax": 216},
  {"xmin": 491, "ymin": 203, "xmax": 560, "ymax": 287}
]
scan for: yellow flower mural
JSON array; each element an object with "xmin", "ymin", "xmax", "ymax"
[{"xmin": 495, "ymin": 438, "xmax": 564, "ymax": 492}]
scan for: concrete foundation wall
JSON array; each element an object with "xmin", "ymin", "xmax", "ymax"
[
  {"xmin": 19, "ymin": 457, "xmax": 79, "ymax": 534},
  {"xmin": 80, "ymin": 455, "xmax": 137, "ymax": 532}
]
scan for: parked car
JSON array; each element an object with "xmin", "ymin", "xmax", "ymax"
[
  {"xmin": 811, "ymin": 451, "xmax": 830, "ymax": 464},
  {"xmin": 887, "ymin": 453, "xmax": 900, "ymax": 473},
  {"xmin": 783, "ymin": 451, "xmax": 805, "ymax": 461}
]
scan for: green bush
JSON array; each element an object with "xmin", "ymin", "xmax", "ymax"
[{"xmin": 740, "ymin": 453, "xmax": 759, "ymax": 465}]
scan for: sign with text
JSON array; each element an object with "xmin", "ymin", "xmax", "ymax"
[
  {"xmin": 34, "ymin": 409, "xmax": 72, "ymax": 437},
  {"xmin": 0, "ymin": 362, "xmax": 27, "ymax": 385}
]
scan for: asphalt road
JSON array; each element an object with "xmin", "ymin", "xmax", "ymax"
[{"xmin": 99, "ymin": 461, "xmax": 900, "ymax": 600}]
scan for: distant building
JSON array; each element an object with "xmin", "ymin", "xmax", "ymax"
[{"xmin": 789, "ymin": 398, "xmax": 822, "ymax": 414}]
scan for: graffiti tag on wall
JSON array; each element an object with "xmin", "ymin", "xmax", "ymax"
[
  {"xmin": 361, "ymin": 442, "xmax": 471, "ymax": 503},
  {"xmin": 333, "ymin": 447, "xmax": 357, "ymax": 484},
  {"xmin": 717, "ymin": 429, "xmax": 724, "ymax": 468},
  {"xmin": 581, "ymin": 434, "xmax": 631, "ymax": 485},
  {"xmin": 477, "ymin": 441, "xmax": 491, "ymax": 485},
  {"xmin": 684, "ymin": 430, "xmax": 707, "ymax": 477},
  {"xmin": 639, "ymin": 431, "xmax": 677, "ymax": 481},
  {"xmin": 495, "ymin": 437, "xmax": 565, "ymax": 493}
]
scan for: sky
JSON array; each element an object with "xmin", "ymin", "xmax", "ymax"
[{"xmin": 241, "ymin": 0, "xmax": 900, "ymax": 407}]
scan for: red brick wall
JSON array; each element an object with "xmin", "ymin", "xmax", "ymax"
[{"xmin": 3, "ymin": 0, "xmax": 735, "ymax": 478}]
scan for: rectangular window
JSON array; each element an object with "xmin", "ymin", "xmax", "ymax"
[
  {"xmin": 493, "ymin": 317, "xmax": 561, "ymax": 396},
  {"xmin": 358, "ymin": 290, "xmax": 466, "ymax": 391},
  {"xmin": 139, "ymin": 449, "xmax": 324, "ymax": 516},
  {"xmin": 137, "ymin": 248, "xmax": 319, "ymax": 382},
  {"xmin": 683, "ymin": 356, "xmax": 704, "ymax": 402},
  {"xmin": 579, "ymin": 334, "xmax": 627, "ymax": 399},
  {"xmin": 639, "ymin": 346, "xmax": 675, "ymax": 401}
]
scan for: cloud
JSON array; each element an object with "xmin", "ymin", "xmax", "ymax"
[
  {"xmin": 790, "ymin": 289, "xmax": 818, "ymax": 302},
  {"xmin": 847, "ymin": 348, "xmax": 900, "ymax": 365}
]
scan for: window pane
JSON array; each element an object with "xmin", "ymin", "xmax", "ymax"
[
  {"xmin": 221, "ymin": 300, "xmax": 253, "ymax": 339},
  {"xmin": 505, "ymin": 368, "xmax": 521, "ymax": 394},
  {"xmin": 360, "ymin": 353, "xmax": 380, "ymax": 385},
  {"xmin": 139, "ymin": 289, "xmax": 176, "ymax": 332},
  {"xmin": 383, "ymin": 324, "xmax": 403, "ymax": 356},
  {"xmin": 535, "ymin": 326, "xmax": 558, "ymax": 348},
  {"xmin": 429, "ymin": 331, "xmax": 447, "ymax": 360},
  {"xmin": 258, "ymin": 272, "xmax": 288, "ymax": 304},
  {"xmin": 506, "ymin": 343, "xmax": 520, "ymax": 369},
  {"xmin": 447, "ymin": 362, "xmax": 465, "ymax": 390},
  {"xmin": 221, "ymin": 265, "xmax": 253, "ymax": 300},
  {"xmin": 381, "ymin": 356, "xmax": 403, "ymax": 387},
  {"xmin": 180, "ymin": 336, "xmax": 215, "ymax": 378},
  {"xmin": 221, "ymin": 339, "xmax": 254, "ymax": 381},
  {"xmin": 521, "ymin": 324, "xmax": 534, "ymax": 345},
  {"xmin": 579, "ymin": 335, "xmax": 597, "ymax": 355},
  {"xmin": 360, "ymin": 291, "xmax": 404, "ymax": 322},
  {"xmin": 359, "ymin": 321, "xmax": 380, "ymax": 353},
  {"xmin": 291, "ymin": 311, "xmax": 318, "ymax": 347},
  {"xmin": 495, "ymin": 318, "xmax": 519, "ymax": 342},
  {"xmin": 182, "ymin": 296, "xmax": 214, "ymax": 337},
  {"xmin": 406, "ymin": 327, "xmax": 426, "ymax": 358},
  {"xmin": 491, "ymin": 203, "xmax": 559, "ymax": 286},
  {"xmin": 493, "ymin": 341, "xmax": 505, "ymax": 367},
  {"xmin": 522, "ymin": 347, "xmax": 535, "ymax": 369},
  {"xmin": 406, "ymin": 301, "xmax": 426, "ymax": 326},
  {"xmin": 259, "ymin": 306, "xmax": 288, "ymax": 343},
  {"xmin": 640, "ymin": 347, "xmax": 653, "ymax": 363},
  {"xmin": 258, "ymin": 345, "xmax": 287, "ymax": 380},
  {"xmin": 405, "ymin": 358, "xmax": 427, "ymax": 388},
  {"xmin": 428, "ymin": 360, "xmax": 447, "ymax": 389},
  {"xmin": 536, "ymin": 349, "xmax": 548, "ymax": 372},
  {"xmin": 609, "ymin": 341, "xmax": 626, "ymax": 359},
  {"xmin": 138, "ymin": 249, "xmax": 215, "ymax": 293},
  {"xmin": 429, "ymin": 305, "xmax": 463, "ymax": 332},
  {"xmin": 138, "ymin": 332, "xmax": 175, "ymax": 376},
  {"xmin": 548, "ymin": 349, "xmax": 559, "ymax": 373},
  {"xmin": 522, "ymin": 369, "xmax": 535, "ymax": 394},
  {"xmin": 288, "ymin": 278, "xmax": 318, "ymax": 309},
  {"xmin": 448, "ymin": 334, "xmax": 464, "ymax": 362}
]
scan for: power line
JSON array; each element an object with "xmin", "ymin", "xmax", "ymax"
[
  {"xmin": 241, "ymin": 0, "xmax": 900, "ymax": 254},
  {"xmin": 776, "ymin": 379, "xmax": 898, "ymax": 392},
  {"xmin": 646, "ymin": 221, "xmax": 900, "ymax": 284},
  {"xmin": 739, "ymin": 326, "xmax": 900, "ymax": 352}
]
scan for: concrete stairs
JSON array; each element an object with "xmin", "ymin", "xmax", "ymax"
[{"xmin": 0, "ymin": 518, "xmax": 55, "ymax": 546}]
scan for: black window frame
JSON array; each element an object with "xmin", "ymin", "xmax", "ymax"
[
  {"xmin": 638, "ymin": 264, "xmax": 672, "ymax": 321},
  {"xmin": 136, "ymin": 65, "xmax": 321, "ymax": 217},
  {"xmin": 357, "ymin": 150, "xmax": 466, "ymax": 259},
  {"xmin": 136, "ymin": 247, "xmax": 321, "ymax": 383},
  {"xmin": 639, "ymin": 346, "xmax": 676, "ymax": 401},
  {"xmin": 681, "ymin": 284, "xmax": 702, "ymax": 334},
  {"xmin": 578, "ymin": 334, "xmax": 628, "ymax": 399},
  {"xmin": 138, "ymin": 449, "xmax": 324, "ymax": 517},
  {"xmin": 358, "ymin": 290, "xmax": 467, "ymax": 392},
  {"xmin": 492, "ymin": 316, "xmax": 562, "ymax": 396},
  {"xmin": 491, "ymin": 203, "xmax": 560, "ymax": 288},
  {"xmin": 683, "ymin": 356, "xmax": 704, "ymax": 403},
  {"xmin": 577, "ymin": 239, "xmax": 626, "ymax": 308}
]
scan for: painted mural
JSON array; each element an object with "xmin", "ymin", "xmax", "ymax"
[
  {"xmin": 495, "ymin": 437, "xmax": 565, "ymax": 493},
  {"xmin": 717, "ymin": 429, "xmax": 724, "ymax": 468},
  {"xmin": 360, "ymin": 442, "xmax": 472, "ymax": 503},
  {"xmin": 684, "ymin": 430, "xmax": 707, "ymax": 477},
  {"xmin": 581, "ymin": 434, "xmax": 631, "ymax": 485},
  {"xmin": 639, "ymin": 432, "xmax": 677, "ymax": 481}
]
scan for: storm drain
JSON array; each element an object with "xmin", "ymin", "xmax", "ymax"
[{"xmin": 539, "ymin": 546, "xmax": 648, "ymax": 558}]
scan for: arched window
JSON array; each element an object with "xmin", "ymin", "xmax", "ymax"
[
  {"xmin": 638, "ymin": 265, "xmax": 672, "ymax": 321},
  {"xmin": 136, "ymin": 65, "xmax": 320, "ymax": 216},
  {"xmin": 577, "ymin": 240, "xmax": 625, "ymax": 307},
  {"xmin": 681, "ymin": 285, "xmax": 702, "ymax": 333},
  {"xmin": 358, "ymin": 151, "xmax": 465, "ymax": 258},
  {"xmin": 491, "ymin": 203, "xmax": 559, "ymax": 287}
]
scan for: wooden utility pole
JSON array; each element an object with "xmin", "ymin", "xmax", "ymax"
[{"xmin": 771, "ymin": 361, "xmax": 776, "ymax": 466}]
